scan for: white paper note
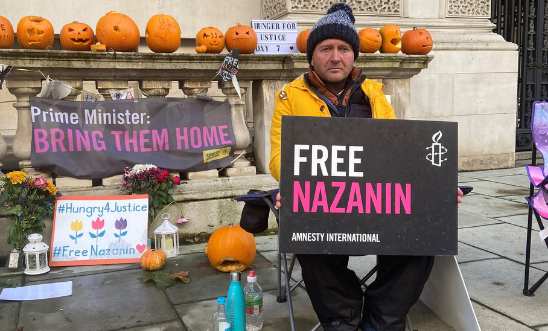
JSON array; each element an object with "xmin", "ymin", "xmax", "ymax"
[{"xmin": 0, "ymin": 281, "xmax": 72, "ymax": 301}]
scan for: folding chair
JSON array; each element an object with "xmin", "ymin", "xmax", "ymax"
[{"xmin": 235, "ymin": 189, "xmax": 413, "ymax": 331}]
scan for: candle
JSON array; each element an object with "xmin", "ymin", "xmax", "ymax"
[{"xmin": 165, "ymin": 237, "xmax": 173, "ymax": 252}]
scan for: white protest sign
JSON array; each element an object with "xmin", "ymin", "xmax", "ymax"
[
  {"xmin": 257, "ymin": 32, "xmax": 298, "ymax": 43},
  {"xmin": 50, "ymin": 195, "xmax": 149, "ymax": 266},
  {"xmin": 252, "ymin": 20, "xmax": 298, "ymax": 55},
  {"xmin": 255, "ymin": 43, "xmax": 298, "ymax": 54},
  {"xmin": 252, "ymin": 20, "xmax": 297, "ymax": 32},
  {"xmin": 40, "ymin": 78, "xmax": 73, "ymax": 100}
]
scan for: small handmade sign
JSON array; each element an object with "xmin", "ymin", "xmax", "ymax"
[
  {"xmin": 50, "ymin": 195, "xmax": 149, "ymax": 266},
  {"xmin": 109, "ymin": 87, "xmax": 135, "ymax": 100},
  {"xmin": 40, "ymin": 77, "xmax": 72, "ymax": 100},
  {"xmin": 252, "ymin": 20, "xmax": 298, "ymax": 55},
  {"xmin": 218, "ymin": 49, "xmax": 241, "ymax": 98}
]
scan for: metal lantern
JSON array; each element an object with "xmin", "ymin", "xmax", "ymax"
[
  {"xmin": 23, "ymin": 234, "xmax": 50, "ymax": 275},
  {"xmin": 154, "ymin": 213, "xmax": 179, "ymax": 258}
]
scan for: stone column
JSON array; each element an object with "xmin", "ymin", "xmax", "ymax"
[
  {"xmin": 252, "ymin": 79, "xmax": 289, "ymax": 174},
  {"xmin": 219, "ymin": 80, "xmax": 256, "ymax": 177},
  {"xmin": 6, "ymin": 79, "xmax": 48, "ymax": 178},
  {"xmin": 139, "ymin": 80, "xmax": 172, "ymax": 98},
  {"xmin": 96, "ymin": 80, "xmax": 130, "ymax": 100},
  {"xmin": 178, "ymin": 80, "xmax": 219, "ymax": 180}
]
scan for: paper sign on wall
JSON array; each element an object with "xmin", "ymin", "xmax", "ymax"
[
  {"xmin": 50, "ymin": 195, "xmax": 149, "ymax": 266},
  {"xmin": 252, "ymin": 20, "xmax": 298, "ymax": 55}
]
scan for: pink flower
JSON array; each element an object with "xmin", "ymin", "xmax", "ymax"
[
  {"xmin": 92, "ymin": 217, "xmax": 104, "ymax": 230},
  {"xmin": 177, "ymin": 218, "xmax": 189, "ymax": 224},
  {"xmin": 33, "ymin": 176, "xmax": 48, "ymax": 189},
  {"xmin": 173, "ymin": 176, "xmax": 180, "ymax": 185},
  {"xmin": 158, "ymin": 169, "xmax": 170, "ymax": 183}
]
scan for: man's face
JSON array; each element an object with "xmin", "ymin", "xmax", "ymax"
[{"xmin": 311, "ymin": 39, "xmax": 355, "ymax": 88}]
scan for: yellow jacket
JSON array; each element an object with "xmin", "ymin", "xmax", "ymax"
[{"xmin": 269, "ymin": 75, "xmax": 396, "ymax": 182}]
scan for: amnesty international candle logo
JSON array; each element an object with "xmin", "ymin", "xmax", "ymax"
[{"xmin": 426, "ymin": 131, "xmax": 448, "ymax": 167}]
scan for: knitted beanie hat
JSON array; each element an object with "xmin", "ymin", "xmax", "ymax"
[{"xmin": 306, "ymin": 3, "xmax": 360, "ymax": 64}]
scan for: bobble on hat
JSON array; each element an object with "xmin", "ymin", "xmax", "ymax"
[{"xmin": 306, "ymin": 3, "xmax": 360, "ymax": 64}]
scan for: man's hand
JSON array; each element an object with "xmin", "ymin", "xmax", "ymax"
[
  {"xmin": 276, "ymin": 192, "xmax": 281, "ymax": 209},
  {"xmin": 457, "ymin": 187, "xmax": 463, "ymax": 208}
]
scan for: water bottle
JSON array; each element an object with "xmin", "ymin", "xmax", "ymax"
[
  {"xmin": 226, "ymin": 271, "xmax": 246, "ymax": 331},
  {"xmin": 244, "ymin": 270, "xmax": 263, "ymax": 331},
  {"xmin": 213, "ymin": 297, "xmax": 230, "ymax": 331}
]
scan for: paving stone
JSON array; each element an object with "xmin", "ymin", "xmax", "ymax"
[
  {"xmin": 496, "ymin": 214, "xmax": 540, "ymax": 231},
  {"xmin": 459, "ymin": 194, "xmax": 529, "ymax": 218},
  {"xmin": 460, "ymin": 259, "xmax": 548, "ymax": 327},
  {"xmin": 457, "ymin": 180, "xmax": 528, "ymax": 197},
  {"xmin": 27, "ymin": 262, "xmax": 141, "ymax": 281},
  {"xmin": 497, "ymin": 195, "xmax": 529, "ymax": 204},
  {"xmin": 482, "ymin": 174, "xmax": 531, "ymax": 188},
  {"xmin": 0, "ymin": 275, "xmax": 23, "ymax": 331},
  {"xmin": 114, "ymin": 319, "xmax": 185, "ymax": 331},
  {"xmin": 458, "ymin": 210, "xmax": 502, "ymax": 228},
  {"xmin": 174, "ymin": 287, "xmax": 318, "ymax": 331},
  {"xmin": 255, "ymin": 235, "xmax": 278, "ymax": 252},
  {"xmin": 18, "ymin": 269, "xmax": 178, "ymax": 331},
  {"xmin": 463, "ymin": 168, "xmax": 528, "ymax": 178},
  {"xmin": 179, "ymin": 242, "xmax": 207, "ymax": 255},
  {"xmin": 408, "ymin": 300, "xmax": 455, "ymax": 331},
  {"xmin": 164, "ymin": 252, "xmax": 278, "ymax": 305},
  {"xmin": 472, "ymin": 302, "xmax": 534, "ymax": 331},
  {"xmin": 459, "ymin": 223, "xmax": 548, "ymax": 264},
  {"xmin": 456, "ymin": 242, "xmax": 500, "ymax": 263}
]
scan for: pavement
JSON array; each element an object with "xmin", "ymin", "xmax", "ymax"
[{"xmin": 1, "ymin": 165, "xmax": 548, "ymax": 331}]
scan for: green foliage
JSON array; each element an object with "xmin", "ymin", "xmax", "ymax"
[
  {"xmin": 137, "ymin": 271, "xmax": 190, "ymax": 291},
  {"xmin": 0, "ymin": 170, "xmax": 61, "ymax": 251}
]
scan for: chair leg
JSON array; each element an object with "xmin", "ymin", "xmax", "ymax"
[
  {"xmin": 277, "ymin": 253, "xmax": 286, "ymax": 302},
  {"xmin": 405, "ymin": 314, "xmax": 413, "ymax": 331},
  {"xmin": 283, "ymin": 253, "xmax": 296, "ymax": 331}
]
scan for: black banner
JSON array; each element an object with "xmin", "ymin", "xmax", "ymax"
[
  {"xmin": 279, "ymin": 116, "xmax": 458, "ymax": 256},
  {"xmin": 30, "ymin": 97, "xmax": 236, "ymax": 179}
]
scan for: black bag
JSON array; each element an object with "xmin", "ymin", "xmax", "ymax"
[{"xmin": 236, "ymin": 189, "xmax": 279, "ymax": 234}]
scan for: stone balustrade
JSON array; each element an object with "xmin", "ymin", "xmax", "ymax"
[{"xmin": 0, "ymin": 49, "xmax": 432, "ymax": 255}]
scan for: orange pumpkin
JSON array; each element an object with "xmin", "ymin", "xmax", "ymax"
[
  {"xmin": 145, "ymin": 14, "xmax": 181, "ymax": 53},
  {"xmin": 296, "ymin": 29, "xmax": 310, "ymax": 53},
  {"xmin": 379, "ymin": 24, "xmax": 402, "ymax": 54},
  {"xmin": 16, "ymin": 16, "xmax": 54, "ymax": 50},
  {"xmin": 96, "ymin": 11, "xmax": 140, "ymax": 52},
  {"xmin": 60, "ymin": 22, "xmax": 95, "ymax": 51},
  {"xmin": 206, "ymin": 225, "xmax": 256, "ymax": 272},
  {"xmin": 0, "ymin": 16, "xmax": 14, "ymax": 49},
  {"xmin": 140, "ymin": 249, "xmax": 167, "ymax": 271},
  {"xmin": 401, "ymin": 27, "xmax": 433, "ymax": 55},
  {"xmin": 358, "ymin": 28, "xmax": 382, "ymax": 53},
  {"xmin": 225, "ymin": 23, "xmax": 257, "ymax": 54},
  {"xmin": 196, "ymin": 27, "xmax": 225, "ymax": 53},
  {"xmin": 195, "ymin": 43, "xmax": 207, "ymax": 53}
]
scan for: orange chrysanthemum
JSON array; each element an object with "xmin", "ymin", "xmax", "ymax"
[{"xmin": 6, "ymin": 171, "xmax": 28, "ymax": 184}]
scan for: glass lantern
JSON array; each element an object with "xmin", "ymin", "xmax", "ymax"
[
  {"xmin": 23, "ymin": 234, "xmax": 50, "ymax": 275},
  {"xmin": 154, "ymin": 213, "xmax": 179, "ymax": 258}
]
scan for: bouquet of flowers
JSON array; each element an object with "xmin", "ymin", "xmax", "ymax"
[
  {"xmin": 0, "ymin": 170, "xmax": 61, "ymax": 251},
  {"xmin": 120, "ymin": 164, "xmax": 184, "ymax": 224}
]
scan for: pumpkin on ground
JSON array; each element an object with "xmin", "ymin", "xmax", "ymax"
[
  {"xmin": 296, "ymin": 29, "xmax": 310, "ymax": 53},
  {"xmin": 379, "ymin": 24, "xmax": 402, "ymax": 54},
  {"xmin": 0, "ymin": 16, "xmax": 14, "ymax": 49},
  {"xmin": 206, "ymin": 225, "xmax": 256, "ymax": 272},
  {"xmin": 96, "ymin": 11, "xmax": 140, "ymax": 52},
  {"xmin": 60, "ymin": 22, "xmax": 95, "ymax": 51},
  {"xmin": 17, "ymin": 16, "xmax": 54, "ymax": 50},
  {"xmin": 401, "ymin": 27, "xmax": 433, "ymax": 55},
  {"xmin": 358, "ymin": 28, "xmax": 382, "ymax": 53},
  {"xmin": 225, "ymin": 23, "xmax": 257, "ymax": 54},
  {"xmin": 195, "ymin": 27, "xmax": 225, "ymax": 53},
  {"xmin": 140, "ymin": 249, "xmax": 167, "ymax": 271},
  {"xmin": 145, "ymin": 14, "xmax": 181, "ymax": 53}
]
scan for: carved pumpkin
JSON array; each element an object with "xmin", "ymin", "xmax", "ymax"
[
  {"xmin": 96, "ymin": 11, "xmax": 140, "ymax": 52},
  {"xmin": 145, "ymin": 14, "xmax": 181, "ymax": 53},
  {"xmin": 195, "ymin": 27, "xmax": 225, "ymax": 53},
  {"xmin": 16, "ymin": 16, "xmax": 54, "ymax": 50},
  {"xmin": 358, "ymin": 28, "xmax": 382, "ymax": 53},
  {"xmin": 296, "ymin": 29, "xmax": 310, "ymax": 53},
  {"xmin": 140, "ymin": 249, "xmax": 167, "ymax": 271},
  {"xmin": 195, "ymin": 43, "xmax": 207, "ymax": 53},
  {"xmin": 225, "ymin": 23, "xmax": 257, "ymax": 54},
  {"xmin": 0, "ymin": 16, "xmax": 14, "ymax": 49},
  {"xmin": 206, "ymin": 225, "xmax": 256, "ymax": 272},
  {"xmin": 401, "ymin": 27, "xmax": 433, "ymax": 55},
  {"xmin": 60, "ymin": 22, "xmax": 95, "ymax": 51},
  {"xmin": 379, "ymin": 24, "xmax": 402, "ymax": 54}
]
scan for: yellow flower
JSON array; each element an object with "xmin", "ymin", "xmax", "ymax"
[
  {"xmin": 70, "ymin": 220, "xmax": 83, "ymax": 231},
  {"xmin": 45, "ymin": 181, "xmax": 57, "ymax": 195},
  {"xmin": 6, "ymin": 171, "xmax": 28, "ymax": 185}
]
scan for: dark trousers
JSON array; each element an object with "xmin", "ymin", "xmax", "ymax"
[{"xmin": 296, "ymin": 254, "xmax": 435, "ymax": 331}]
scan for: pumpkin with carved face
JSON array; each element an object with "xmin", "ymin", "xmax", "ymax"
[
  {"xmin": 17, "ymin": 16, "xmax": 54, "ymax": 50},
  {"xmin": 401, "ymin": 27, "xmax": 433, "ymax": 55},
  {"xmin": 96, "ymin": 11, "xmax": 140, "ymax": 52},
  {"xmin": 195, "ymin": 27, "xmax": 225, "ymax": 53},
  {"xmin": 225, "ymin": 23, "xmax": 257, "ymax": 54},
  {"xmin": 0, "ymin": 16, "xmax": 14, "ymax": 49},
  {"xmin": 60, "ymin": 22, "xmax": 95, "ymax": 51}
]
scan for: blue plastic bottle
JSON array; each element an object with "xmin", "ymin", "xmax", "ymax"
[{"xmin": 226, "ymin": 271, "xmax": 246, "ymax": 331}]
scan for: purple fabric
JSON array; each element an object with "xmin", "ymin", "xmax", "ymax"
[
  {"xmin": 532, "ymin": 101, "xmax": 548, "ymax": 171},
  {"xmin": 526, "ymin": 165, "xmax": 547, "ymax": 187},
  {"xmin": 527, "ymin": 187, "xmax": 548, "ymax": 220}
]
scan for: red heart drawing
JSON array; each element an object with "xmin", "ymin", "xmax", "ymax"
[{"xmin": 136, "ymin": 244, "xmax": 147, "ymax": 254}]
